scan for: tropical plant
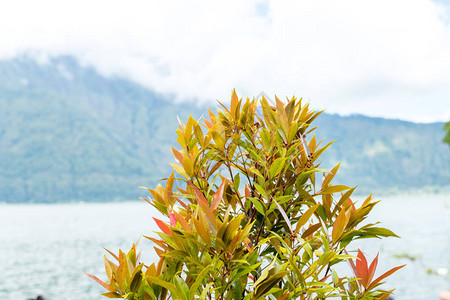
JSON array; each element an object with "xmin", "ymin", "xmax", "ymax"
[{"xmin": 88, "ymin": 91, "xmax": 404, "ymax": 299}]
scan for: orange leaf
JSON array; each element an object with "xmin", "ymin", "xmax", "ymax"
[
  {"xmin": 245, "ymin": 186, "xmax": 250, "ymax": 198},
  {"xmin": 139, "ymin": 197, "xmax": 152, "ymax": 206},
  {"xmin": 193, "ymin": 217, "xmax": 211, "ymax": 245},
  {"xmin": 154, "ymin": 247, "xmax": 164, "ymax": 257},
  {"xmin": 174, "ymin": 212, "xmax": 190, "ymax": 231},
  {"xmin": 165, "ymin": 172, "xmax": 175, "ymax": 206},
  {"xmin": 204, "ymin": 118, "xmax": 213, "ymax": 128},
  {"xmin": 368, "ymin": 264, "xmax": 405, "ymax": 290},
  {"xmin": 332, "ymin": 208, "xmax": 348, "ymax": 244},
  {"xmin": 153, "ymin": 217, "xmax": 172, "ymax": 236},
  {"xmin": 243, "ymin": 237, "xmax": 253, "ymax": 252},
  {"xmin": 295, "ymin": 204, "xmax": 319, "ymax": 234},
  {"xmin": 103, "ymin": 247, "xmax": 119, "ymax": 262},
  {"xmin": 84, "ymin": 272, "xmax": 115, "ymax": 292},
  {"xmin": 231, "ymin": 89, "xmax": 238, "ymax": 116},
  {"xmin": 211, "ymin": 180, "xmax": 226, "ymax": 210},
  {"xmin": 356, "ymin": 250, "xmax": 369, "ymax": 288},
  {"xmin": 143, "ymin": 236, "xmax": 168, "ymax": 250},
  {"xmin": 171, "ymin": 147, "xmax": 183, "ymax": 163},
  {"xmin": 177, "ymin": 198, "xmax": 188, "ymax": 209},
  {"xmin": 189, "ymin": 182, "xmax": 217, "ymax": 231},
  {"xmin": 346, "ymin": 197, "xmax": 356, "ymax": 213},
  {"xmin": 301, "ymin": 223, "xmax": 321, "ymax": 239},
  {"xmin": 208, "ymin": 108, "xmax": 216, "ymax": 122}
]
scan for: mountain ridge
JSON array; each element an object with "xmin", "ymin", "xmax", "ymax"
[{"xmin": 0, "ymin": 55, "xmax": 448, "ymax": 203}]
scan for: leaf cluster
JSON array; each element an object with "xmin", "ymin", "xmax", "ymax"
[{"xmin": 89, "ymin": 91, "xmax": 404, "ymax": 299}]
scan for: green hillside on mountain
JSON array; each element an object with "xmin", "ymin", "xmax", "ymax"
[
  {"xmin": 316, "ymin": 114, "xmax": 450, "ymax": 194},
  {"xmin": 0, "ymin": 55, "xmax": 448, "ymax": 203}
]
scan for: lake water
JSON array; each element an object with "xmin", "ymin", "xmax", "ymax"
[{"xmin": 0, "ymin": 195, "xmax": 448, "ymax": 300}]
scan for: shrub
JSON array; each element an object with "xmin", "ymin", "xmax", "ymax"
[
  {"xmin": 88, "ymin": 91, "xmax": 404, "ymax": 299},
  {"xmin": 444, "ymin": 121, "xmax": 450, "ymax": 146}
]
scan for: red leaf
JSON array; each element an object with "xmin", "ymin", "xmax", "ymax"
[
  {"xmin": 153, "ymin": 217, "xmax": 172, "ymax": 236},
  {"xmin": 245, "ymin": 186, "xmax": 250, "ymax": 198},
  {"xmin": 367, "ymin": 253, "xmax": 379, "ymax": 286},
  {"xmin": 169, "ymin": 212, "xmax": 177, "ymax": 226},
  {"xmin": 356, "ymin": 249, "xmax": 369, "ymax": 288}
]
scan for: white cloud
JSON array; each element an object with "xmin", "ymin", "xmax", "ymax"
[{"xmin": 0, "ymin": 0, "xmax": 449, "ymax": 122}]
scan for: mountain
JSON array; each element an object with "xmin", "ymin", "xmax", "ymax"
[
  {"xmin": 0, "ymin": 55, "xmax": 204, "ymax": 203},
  {"xmin": 0, "ymin": 55, "xmax": 448, "ymax": 203},
  {"xmin": 315, "ymin": 114, "xmax": 450, "ymax": 194}
]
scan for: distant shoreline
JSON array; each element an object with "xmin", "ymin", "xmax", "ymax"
[{"xmin": 1, "ymin": 190, "xmax": 449, "ymax": 205}]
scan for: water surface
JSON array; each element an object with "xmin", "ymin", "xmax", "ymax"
[{"xmin": 0, "ymin": 195, "xmax": 448, "ymax": 299}]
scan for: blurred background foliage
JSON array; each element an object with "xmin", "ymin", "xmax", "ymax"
[{"xmin": 0, "ymin": 55, "xmax": 449, "ymax": 203}]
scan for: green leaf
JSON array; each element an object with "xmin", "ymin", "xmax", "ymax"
[
  {"xmin": 319, "ymin": 185, "xmax": 350, "ymax": 195},
  {"xmin": 199, "ymin": 282, "xmax": 214, "ymax": 300},
  {"xmin": 275, "ymin": 195, "xmax": 293, "ymax": 204},
  {"xmin": 173, "ymin": 275, "xmax": 189, "ymax": 300},
  {"xmin": 253, "ymin": 257, "xmax": 277, "ymax": 287},
  {"xmin": 148, "ymin": 276, "xmax": 184, "ymax": 299},
  {"xmin": 233, "ymin": 173, "xmax": 240, "ymax": 193},
  {"xmin": 101, "ymin": 292, "xmax": 122, "ymax": 298},
  {"xmin": 269, "ymin": 157, "xmax": 287, "ymax": 178},
  {"xmin": 130, "ymin": 264, "xmax": 144, "ymax": 292},
  {"xmin": 232, "ymin": 279, "xmax": 243, "ymax": 300},
  {"xmin": 260, "ymin": 128, "xmax": 272, "ymax": 149},
  {"xmin": 248, "ymin": 166, "xmax": 264, "ymax": 179},
  {"xmin": 254, "ymin": 270, "xmax": 289, "ymax": 299},
  {"xmin": 364, "ymin": 227, "xmax": 400, "ymax": 238},
  {"xmin": 189, "ymin": 266, "xmax": 212, "ymax": 299},
  {"xmin": 331, "ymin": 270, "xmax": 339, "ymax": 286},
  {"xmin": 254, "ymin": 183, "xmax": 268, "ymax": 199},
  {"xmin": 273, "ymin": 199, "xmax": 293, "ymax": 234},
  {"xmin": 250, "ymin": 197, "xmax": 266, "ymax": 215}
]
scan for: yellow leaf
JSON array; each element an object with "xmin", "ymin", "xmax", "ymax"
[{"xmin": 169, "ymin": 163, "xmax": 189, "ymax": 180}]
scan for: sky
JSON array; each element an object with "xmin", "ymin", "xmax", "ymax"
[{"xmin": 1, "ymin": 0, "xmax": 450, "ymax": 123}]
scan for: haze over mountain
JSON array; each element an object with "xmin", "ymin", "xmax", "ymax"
[{"xmin": 0, "ymin": 55, "xmax": 448, "ymax": 203}]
